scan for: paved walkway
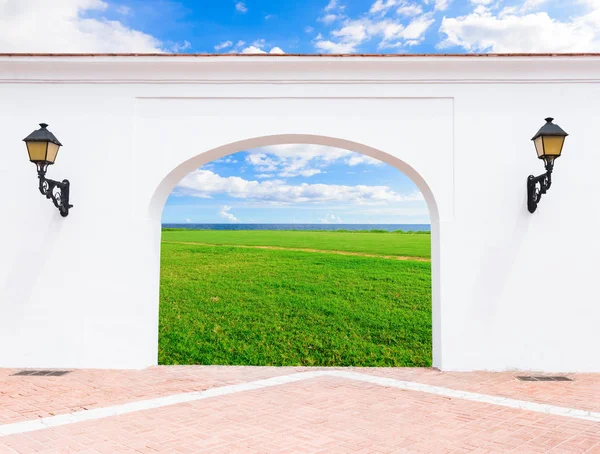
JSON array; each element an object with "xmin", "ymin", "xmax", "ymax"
[{"xmin": 0, "ymin": 367, "xmax": 598, "ymax": 453}]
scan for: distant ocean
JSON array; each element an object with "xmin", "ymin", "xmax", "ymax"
[{"xmin": 162, "ymin": 224, "xmax": 430, "ymax": 232}]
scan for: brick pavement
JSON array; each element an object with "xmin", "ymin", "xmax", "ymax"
[{"xmin": 0, "ymin": 367, "xmax": 599, "ymax": 453}]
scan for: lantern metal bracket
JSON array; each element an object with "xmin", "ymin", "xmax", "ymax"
[
  {"xmin": 37, "ymin": 167, "xmax": 72, "ymax": 217},
  {"xmin": 527, "ymin": 162, "xmax": 553, "ymax": 214}
]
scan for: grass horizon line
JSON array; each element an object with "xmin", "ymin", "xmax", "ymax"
[{"xmin": 163, "ymin": 228, "xmax": 431, "ymax": 234}]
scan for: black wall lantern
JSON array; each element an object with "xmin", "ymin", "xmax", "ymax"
[
  {"xmin": 527, "ymin": 117, "xmax": 568, "ymax": 213},
  {"xmin": 23, "ymin": 123, "xmax": 72, "ymax": 217}
]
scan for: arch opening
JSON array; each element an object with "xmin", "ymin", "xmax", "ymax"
[
  {"xmin": 151, "ymin": 135, "xmax": 439, "ymax": 223},
  {"xmin": 151, "ymin": 134, "xmax": 441, "ymax": 368}
]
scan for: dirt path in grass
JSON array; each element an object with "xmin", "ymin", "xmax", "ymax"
[{"xmin": 162, "ymin": 241, "xmax": 431, "ymax": 262}]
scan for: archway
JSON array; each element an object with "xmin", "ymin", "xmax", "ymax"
[{"xmin": 150, "ymin": 134, "xmax": 441, "ymax": 368}]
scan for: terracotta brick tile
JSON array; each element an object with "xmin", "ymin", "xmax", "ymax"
[{"xmin": 1, "ymin": 367, "xmax": 599, "ymax": 452}]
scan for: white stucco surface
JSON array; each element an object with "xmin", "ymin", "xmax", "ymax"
[{"xmin": 0, "ymin": 55, "xmax": 598, "ymax": 371}]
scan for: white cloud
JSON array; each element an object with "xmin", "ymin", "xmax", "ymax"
[
  {"xmin": 0, "ymin": 0, "xmax": 163, "ymax": 52},
  {"xmin": 185, "ymin": 218, "xmax": 192, "ymax": 223},
  {"xmin": 315, "ymin": 39, "xmax": 358, "ymax": 53},
  {"xmin": 219, "ymin": 205, "xmax": 239, "ymax": 222},
  {"xmin": 521, "ymin": 0, "xmax": 549, "ymax": 12},
  {"xmin": 282, "ymin": 168, "xmax": 323, "ymax": 177},
  {"xmin": 370, "ymin": 0, "xmax": 402, "ymax": 14},
  {"xmin": 246, "ymin": 150, "xmax": 322, "ymax": 176},
  {"xmin": 235, "ymin": 1, "xmax": 248, "ymax": 13},
  {"xmin": 240, "ymin": 38, "xmax": 284, "ymax": 54},
  {"xmin": 352, "ymin": 207, "xmax": 429, "ymax": 219},
  {"xmin": 320, "ymin": 214, "xmax": 343, "ymax": 223},
  {"xmin": 226, "ymin": 40, "xmax": 247, "ymax": 53},
  {"xmin": 319, "ymin": 0, "xmax": 346, "ymax": 25},
  {"xmin": 178, "ymin": 169, "xmax": 422, "ymax": 205},
  {"xmin": 397, "ymin": 4, "xmax": 424, "ymax": 17},
  {"xmin": 316, "ymin": 14, "xmax": 434, "ymax": 53},
  {"xmin": 313, "ymin": 0, "xmax": 439, "ymax": 54},
  {"xmin": 401, "ymin": 13, "xmax": 435, "ymax": 39},
  {"xmin": 265, "ymin": 14, "xmax": 275, "ymax": 20},
  {"xmin": 214, "ymin": 40, "xmax": 233, "ymax": 51},
  {"xmin": 305, "ymin": 25, "xmax": 315, "ymax": 33},
  {"xmin": 215, "ymin": 157, "xmax": 239, "ymax": 164},
  {"xmin": 435, "ymin": 0, "xmax": 451, "ymax": 11},
  {"xmin": 325, "ymin": 0, "xmax": 339, "ymax": 11},
  {"xmin": 244, "ymin": 144, "xmax": 382, "ymax": 178},
  {"xmin": 261, "ymin": 144, "xmax": 352, "ymax": 161},
  {"xmin": 332, "ymin": 22, "xmax": 369, "ymax": 42},
  {"xmin": 246, "ymin": 153, "xmax": 279, "ymax": 172},
  {"xmin": 439, "ymin": 5, "xmax": 600, "ymax": 52},
  {"xmin": 369, "ymin": 0, "xmax": 423, "ymax": 16},
  {"xmin": 116, "ymin": 5, "xmax": 131, "ymax": 15},
  {"xmin": 347, "ymin": 155, "xmax": 382, "ymax": 166},
  {"xmin": 319, "ymin": 14, "xmax": 340, "ymax": 24},
  {"xmin": 241, "ymin": 45, "xmax": 266, "ymax": 54},
  {"xmin": 171, "ymin": 40, "xmax": 191, "ymax": 52}
]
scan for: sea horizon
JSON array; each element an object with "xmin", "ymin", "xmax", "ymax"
[{"xmin": 162, "ymin": 223, "xmax": 431, "ymax": 232}]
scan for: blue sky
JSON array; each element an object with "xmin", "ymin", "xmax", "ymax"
[
  {"xmin": 161, "ymin": 145, "xmax": 428, "ymax": 225},
  {"xmin": 2, "ymin": 0, "xmax": 599, "ymax": 223},
  {"xmin": 77, "ymin": 0, "xmax": 599, "ymax": 54},
  {"xmin": 1, "ymin": 1, "xmax": 597, "ymax": 54}
]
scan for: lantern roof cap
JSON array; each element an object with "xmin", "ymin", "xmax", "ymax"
[
  {"xmin": 531, "ymin": 117, "xmax": 569, "ymax": 141},
  {"xmin": 22, "ymin": 123, "xmax": 62, "ymax": 146}
]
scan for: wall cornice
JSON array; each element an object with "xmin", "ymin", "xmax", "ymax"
[{"xmin": 1, "ymin": 55, "xmax": 600, "ymax": 84}]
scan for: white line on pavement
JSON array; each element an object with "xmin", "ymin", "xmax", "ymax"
[{"xmin": 0, "ymin": 370, "xmax": 598, "ymax": 437}]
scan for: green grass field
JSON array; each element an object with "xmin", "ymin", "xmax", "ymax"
[
  {"xmin": 159, "ymin": 230, "xmax": 432, "ymax": 367},
  {"xmin": 162, "ymin": 229, "xmax": 431, "ymax": 258}
]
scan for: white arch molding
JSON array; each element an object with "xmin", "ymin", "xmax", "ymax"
[
  {"xmin": 150, "ymin": 134, "xmax": 442, "ymax": 367},
  {"xmin": 1, "ymin": 55, "xmax": 599, "ymax": 372},
  {"xmin": 150, "ymin": 135, "xmax": 440, "ymax": 220}
]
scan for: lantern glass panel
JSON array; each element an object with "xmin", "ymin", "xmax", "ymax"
[
  {"xmin": 542, "ymin": 136, "xmax": 565, "ymax": 157},
  {"xmin": 27, "ymin": 142, "xmax": 48, "ymax": 162},
  {"xmin": 46, "ymin": 142, "xmax": 60, "ymax": 163},
  {"xmin": 534, "ymin": 137, "xmax": 545, "ymax": 158}
]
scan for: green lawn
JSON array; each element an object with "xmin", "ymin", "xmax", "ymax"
[
  {"xmin": 162, "ymin": 229, "xmax": 431, "ymax": 258},
  {"xmin": 159, "ymin": 232, "xmax": 432, "ymax": 367}
]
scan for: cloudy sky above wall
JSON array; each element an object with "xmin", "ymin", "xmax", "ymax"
[{"xmin": 1, "ymin": 0, "xmax": 598, "ymax": 54}]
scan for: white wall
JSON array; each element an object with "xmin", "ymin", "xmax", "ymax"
[{"xmin": 0, "ymin": 55, "xmax": 598, "ymax": 371}]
